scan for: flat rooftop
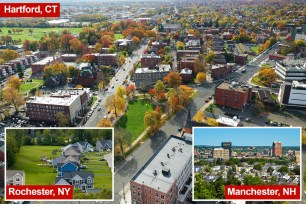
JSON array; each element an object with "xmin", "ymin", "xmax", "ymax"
[
  {"xmin": 32, "ymin": 56, "xmax": 59, "ymax": 65},
  {"xmin": 217, "ymin": 82, "xmax": 248, "ymax": 92},
  {"xmin": 27, "ymin": 94, "xmax": 79, "ymax": 106},
  {"xmin": 131, "ymin": 135, "xmax": 192, "ymax": 193},
  {"xmin": 135, "ymin": 65, "xmax": 171, "ymax": 73}
]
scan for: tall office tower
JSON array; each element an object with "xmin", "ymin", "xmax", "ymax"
[{"xmin": 221, "ymin": 142, "xmax": 232, "ymax": 157}]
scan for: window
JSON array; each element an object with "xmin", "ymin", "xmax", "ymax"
[
  {"xmin": 155, "ymin": 192, "xmax": 158, "ymax": 197},
  {"xmin": 15, "ymin": 178, "xmax": 20, "ymax": 182},
  {"xmin": 138, "ymin": 191, "xmax": 141, "ymax": 196},
  {"xmin": 161, "ymin": 195, "xmax": 164, "ymax": 199}
]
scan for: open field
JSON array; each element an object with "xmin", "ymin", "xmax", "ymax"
[
  {"xmin": 20, "ymin": 79, "xmax": 44, "ymax": 93},
  {"xmin": 116, "ymin": 99, "xmax": 153, "ymax": 141},
  {"xmin": 9, "ymin": 145, "xmax": 113, "ymax": 191},
  {"xmin": 0, "ymin": 27, "xmax": 82, "ymax": 43},
  {"xmin": 83, "ymin": 152, "xmax": 112, "ymax": 191},
  {"xmin": 9, "ymin": 145, "xmax": 62, "ymax": 185}
]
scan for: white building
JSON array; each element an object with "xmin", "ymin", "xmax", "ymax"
[{"xmin": 278, "ymin": 80, "xmax": 306, "ymax": 108}]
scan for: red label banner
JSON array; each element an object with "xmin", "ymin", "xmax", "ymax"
[
  {"xmin": 0, "ymin": 3, "xmax": 60, "ymax": 17},
  {"xmin": 225, "ymin": 185, "xmax": 300, "ymax": 200},
  {"xmin": 6, "ymin": 185, "xmax": 73, "ymax": 200}
]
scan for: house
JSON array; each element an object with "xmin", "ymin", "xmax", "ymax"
[
  {"xmin": 63, "ymin": 146, "xmax": 81, "ymax": 156},
  {"xmin": 57, "ymin": 162, "xmax": 79, "ymax": 177},
  {"xmin": 55, "ymin": 171, "xmax": 94, "ymax": 192},
  {"xmin": 96, "ymin": 139, "xmax": 112, "ymax": 151},
  {"xmin": 6, "ymin": 170, "xmax": 25, "ymax": 185},
  {"xmin": 52, "ymin": 155, "xmax": 66, "ymax": 167},
  {"xmin": 74, "ymin": 141, "xmax": 94, "ymax": 153}
]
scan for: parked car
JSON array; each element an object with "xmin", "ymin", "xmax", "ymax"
[{"xmin": 97, "ymin": 107, "xmax": 101, "ymax": 111}]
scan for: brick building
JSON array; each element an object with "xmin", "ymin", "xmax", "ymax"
[
  {"xmin": 213, "ymin": 148, "xmax": 229, "ymax": 160},
  {"xmin": 272, "ymin": 141, "xmax": 282, "ymax": 157},
  {"xmin": 140, "ymin": 53, "xmax": 162, "ymax": 69},
  {"xmin": 95, "ymin": 53, "xmax": 118, "ymax": 66},
  {"xmin": 211, "ymin": 64, "xmax": 233, "ymax": 79},
  {"xmin": 180, "ymin": 68, "xmax": 193, "ymax": 83},
  {"xmin": 130, "ymin": 135, "xmax": 192, "ymax": 204},
  {"xmin": 234, "ymin": 54, "xmax": 248, "ymax": 65},
  {"xmin": 176, "ymin": 50, "xmax": 200, "ymax": 61},
  {"xmin": 31, "ymin": 56, "xmax": 62, "ymax": 75},
  {"xmin": 177, "ymin": 56, "xmax": 197, "ymax": 71},
  {"xmin": 214, "ymin": 82, "xmax": 252, "ymax": 110},
  {"xmin": 26, "ymin": 88, "xmax": 90, "ymax": 124}
]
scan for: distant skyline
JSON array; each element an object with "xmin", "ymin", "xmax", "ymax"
[{"xmin": 194, "ymin": 127, "xmax": 301, "ymax": 146}]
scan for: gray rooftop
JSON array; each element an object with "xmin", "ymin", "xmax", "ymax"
[
  {"xmin": 131, "ymin": 135, "xmax": 192, "ymax": 193},
  {"xmin": 32, "ymin": 56, "xmax": 59, "ymax": 65}
]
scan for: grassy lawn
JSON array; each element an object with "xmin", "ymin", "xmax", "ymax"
[
  {"xmin": 114, "ymin": 34, "xmax": 123, "ymax": 40},
  {"xmin": 251, "ymin": 75, "xmax": 266, "ymax": 87},
  {"xmin": 20, "ymin": 79, "xmax": 44, "ymax": 93},
  {"xmin": 116, "ymin": 99, "xmax": 153, "ymax": 141},
  {"xmin": 251, "ymin": 46, "xmax": 259, "ymax": 53},
  {"xmin": 10, "ymin": 146, "xmax": 113, "ymax": 192},
  {"xmin": 0, "ymin": 27, "xmax": 82, "ymax": 43},
  {"xmin": 83, "ymin": 152, "xmax": 112, "ymax": 191},
  {"xmin": 9, "ymin": 146, "xmax": 62, "ymax": 185}
]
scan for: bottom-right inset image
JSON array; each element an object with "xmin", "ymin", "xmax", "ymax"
[{"xmin": 193, "ymin": 127, "xmax": 301, "ymax": 201}]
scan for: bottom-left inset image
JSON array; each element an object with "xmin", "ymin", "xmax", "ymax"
[{"xmin": 5, "ymin": 127, "xmax": 114, "ymax": 201}]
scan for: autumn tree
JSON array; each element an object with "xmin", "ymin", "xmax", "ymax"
[
  {"xmin": 144, "ymin": 110, "xmax": 162, "ymax": 133},
  {"xmin": 193, "ymin": 110, "xmax": 205, "ymax": 123},
  {"xmin": 164, "ymin": 71, "xmax": 182, "ymax": 88},
  {"xmin": 207, "ymin": 118, "xmax": 219, "ymax": 126},
  {"xmin": 132, "ymin": 36, "xmax": 140, "ymax": 45},
  {"xmin": 258, "ymin": 66, "xmax": 277, "ymax": 86},
  {"xmin": 55, "ymin": 112, "xmax": 69, "ymax": 127},
  {"xmin": 105, "ymin": 94, "xmax": 125, "ymax": 117},
  {"xmin": 148, "ymin": 89, "xmax": 156, "ymax": 101},
  {"xmin": 193, "ymin": 58, "xmax": 205, "ymax": 73},
  {"xmin": 0, "ymin": 49, "xmax": 19, "ymax": 62},
  {"xmin": 61, "ymin": 33, "xmax": 75, "ymax": 51},
  {"xmin": 176, "ymin": 41, "xmax": 184, "ymax": 50},
  {"xmin": 116, "ymin": 85, "xmax": 126, "ymax": 98},
  {"xmin": 3, "ymin": 87, "xmax": 24, "ymax": 112},
  {"xmin": 126, "ymin": 84, "xmax": 136, "ymax": 98},
  {"xmin": 205, "ymin": 51, "xmax": 215, "ymax": 64},
  {"xmin": 7, "ymin": 76, "xmax": 22, "ymax": 91},
  {"xmin": 115, "ymin": 127, "xmax": 133, "ymax": 157},
  {"xmin": 154, "ymin": 80, "xmax": 166, "ymax": 99},
  {"xmin": 44, "ymin": 63, "xmax": 68, "ymax": 78},
  {"xmin": 177, "ymin": 85, "xmax": 193, "ymax": 106},
  {"xmin": 195, "ymin": 72, "xmax": 206, "ymax": 84},
  {"xmin": 167, "ymin": 88, "xmax": 181, "ymax": 112},
  {"xmin": 97, "ymin": 118, "xmax": 112, "ymax": 127},
  {"xmin": 69, "ymin": 38, "xmax": 84, "ymax": 54}
]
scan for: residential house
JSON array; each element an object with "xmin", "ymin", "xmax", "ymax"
[
  {"xmin": 6, "ymin": 170, "xmax": 25, "ymax": 185},
  {"xmin": 52, "ymin": 155, "xmax": 66, "ymax": 167},
  {"xmin": 63, "ymin": 146, "xmax": 82, "ymax": 156},
  {"xmin": 96, "ymin": 139, "xmax": 112, "ymax": 151},
  {"xmin": 55, "ymin": 171, "xmax": 94, "ymax": 192},
  {"xmin": 75, "ymin": 141, "xmax": 94, "ymax": 153},
  {"xmin": 57, "ymin": 162, "xmax": 79, "ymax": 177}
]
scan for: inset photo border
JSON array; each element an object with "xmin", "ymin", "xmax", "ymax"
[
  {"xmin": 5, "ymin": 127, "xmax": 114, "ymax": 202},
  {"xmin": 192, "ymin": 127, "xmax": 302, "ymax": 202}
]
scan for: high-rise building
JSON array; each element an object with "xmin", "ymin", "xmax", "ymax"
[
  {"xmin": 272, "ymin": 141, "xmax": 282, "ymax": 157},
  {"xmin": 221, "ymin": 142, "xmax": 232, "ymax": 157},
  {"xmin": 213, "ymin": 148, "xmax": 229, "ymax": 160}
]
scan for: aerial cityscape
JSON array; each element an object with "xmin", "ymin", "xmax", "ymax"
[
  {"xmin": 194, "ymin": 128, "xmax": 301, "ymax": 200},
  {"xmin": 0, "ymin": 0, "xmax": 305, "ymax": 203}
]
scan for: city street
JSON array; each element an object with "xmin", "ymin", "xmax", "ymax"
[{"xmin": 83, "ymin": 43, "xmax": 148, "ymax": 127}]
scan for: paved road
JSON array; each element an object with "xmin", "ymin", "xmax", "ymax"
[
  {"xmin": 113, "ymin": 84, "xmax": 216, "ymax": 203},
  {"xmin": 83, "ymin": 43, "xmax": 148, "ymax": 127}
]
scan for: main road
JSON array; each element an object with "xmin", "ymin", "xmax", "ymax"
[{"xmin": 83, "ymin": 42, "xmax": 148, "ymax": 127}]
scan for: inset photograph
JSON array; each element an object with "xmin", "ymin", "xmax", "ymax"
[
  {"xmin": 193, "ymin": 127, "xmax": 301, "ymax": 201},
  {"xmin": 5, "ymin": 128, "xmax": 113, "ymax": 201}
]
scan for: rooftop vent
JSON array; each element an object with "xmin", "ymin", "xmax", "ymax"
[
  {"xmin": 153, "ymin": 170, "xmax": 157, "ymax": 176},
  {"xmin": 172, "ymin": 147, "xmax": 176, "ymax": 152},
  {"xmin": 162, "ymin": 166, "xmax": 170, "ymax": 176},
  {"xmin": 167, "ymin": 153, "xmax": 170, "ymax": 158},
  {"xmin": 161, "ymin": 162, "xmax": 164, "ymax": 166}
]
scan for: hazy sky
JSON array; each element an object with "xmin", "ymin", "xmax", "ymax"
[{"xmin": 194, "ymin": 127, "xmax": 301, "ymax": 146}]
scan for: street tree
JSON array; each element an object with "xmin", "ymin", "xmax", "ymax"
[
  {"xmin": 164, "ymin": 71, "xmax": 182, "ymax": 88},
  {"xmin": 195, "ymin": 72, "xmax": 206, "ymax": 84},
  {"xmin": 105, "ymin": 94, "xmax": 125, "ymax": 117},
  {"xmin": 144, "ymin": 110, "xmax": 161, "ymax": 133},
  {"xmin": 115, "ymin": 127, "xmax": 133, "ymax": 157},
  {"xmin": 3, "ymin": 87, "xmax": 24, "ymax": 112},
  {"xmin": 97, "ymin": 118, "xmax": 112, "ymax": 127},
  {"xmin": 154, "ymin": 80, "xmax": 166, "ymax": 99},
  {"xmin": 55, "ymin": 112, "xmax": 69, "ymax": 127},
  {"xmin": 116, "ymin": 85, "xmax": 126, "ymax": 98},
  {"xmin": 193, "ymin": 110, "xmax": 205, "ymax": 123},
  {"xmin": 7, "ymin": 76, "xmax": 22, "ymax": 91}
]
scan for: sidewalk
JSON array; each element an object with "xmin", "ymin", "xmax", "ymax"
[{"xmin": 120, "ymin": 190, "xmax": 132, "ymax": 204}]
